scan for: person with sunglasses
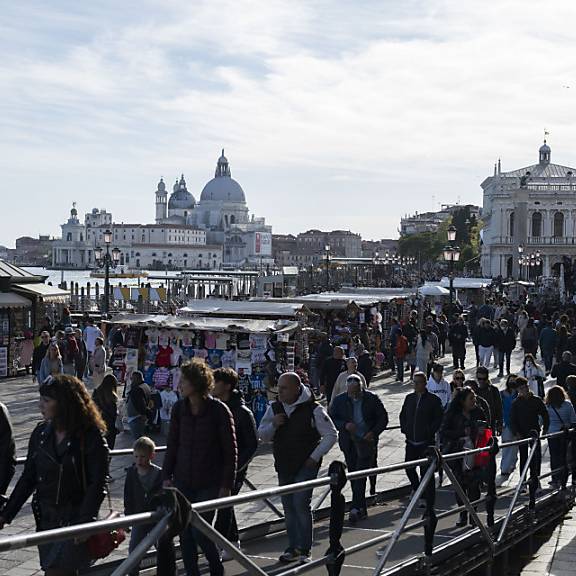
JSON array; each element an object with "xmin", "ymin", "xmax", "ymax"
[
  {"xmin": 500, "ymin": 374, "xmax": 519, "ymax": 476},
  {"xmin": 450, "ymin": 369, "xmax": 466, "ymax": 400},
  {"xmin": 473, "ymin": 366, "xmax": 503, "ymax": 434}
]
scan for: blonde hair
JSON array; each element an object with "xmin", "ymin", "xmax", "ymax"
[{"xmin": 133, "ymin": 436, "xmax": 156, "ymax": 455}]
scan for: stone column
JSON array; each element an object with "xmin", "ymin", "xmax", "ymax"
[{"xmin": 544, "ymin": 254, "xmax": 551, "ymax": 277}]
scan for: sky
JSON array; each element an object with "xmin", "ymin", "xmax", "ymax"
[{"xmin": 2, "ymin": 0, "xmax": 576, "ymax": 247}]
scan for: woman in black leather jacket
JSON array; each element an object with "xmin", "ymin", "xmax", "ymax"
[{"xmin": 0, "ymin": 375, "xmax": 109, "ymax": 576}]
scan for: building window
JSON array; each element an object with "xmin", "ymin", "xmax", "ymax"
[
  {"xmin": 531, "ymin": 212, "xmax": 542, "ymax": 237},
  {"xmin": 554, "ymin": 212, "xmax": 564, "ymax": 237},
  {"xmin": 66, "ymin": 233, "xmax": 72, "ymax": 241},
  {"xmin": 509, "ymin": 212, "xmax": 515, "ymax": 237}
]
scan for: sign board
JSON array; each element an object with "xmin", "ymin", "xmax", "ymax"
[{"xmin": 254, "ymin": 232, "xmax": 272, "ymax": 256}]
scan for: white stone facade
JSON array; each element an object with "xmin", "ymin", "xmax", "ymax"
[{"xmin": 481, "ymin": 141, "xmax": 576, "ymax": 279}]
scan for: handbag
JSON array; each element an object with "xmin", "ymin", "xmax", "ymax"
[{"xmin": 80, "ymin": 439, "xmax": 126, "ymax": 560}]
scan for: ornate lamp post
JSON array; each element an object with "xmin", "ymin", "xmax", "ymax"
[
  {"xmin": 324, "ymin": 245, "xmax": 331, "ymax": 291},
  {"xmin": 443, "ymin": 225, "xmax": 461, "ymax": 308},
  {"xmin": 94, "ymin": 229, "xmax": 121, "ymax": 314}
]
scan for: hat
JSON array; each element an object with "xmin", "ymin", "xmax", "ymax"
[
  {"xmin": 64, "ymin": 326, "xmax": 75, "ymax": 335},
  {"xmin": 346, "ymin": 374, "xmax": 362, "ymax": 386}
]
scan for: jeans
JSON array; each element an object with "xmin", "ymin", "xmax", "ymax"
[
  {"xmin": 396, "ymin": 357, "xmax": 405, "ymax": 382},
  {"xmin": 160, "ymin": 485, "xmax": 223, "ymax": 576},
  {"xmin": 542, "ymin": 351, "xmax": 554, "ymax": 373},
  {"xmin": 130, "ymin": 523, "xmax": 173, "ymax": 576},
  {"xmin": 278, "ymin": 464, "xmax": 320, "ymax": 553},
  {"xmin": 478, "ymin": 346, "xmax": 493, "ymax": 368},
  {"xmin": 452, "ymin": 347, "xmax": 466, "ymax": 369},
  {"xmin": 128, "ymin": 416, "xmax": 147, "ymax": 439},
  {"xmin": 404, "ymin": 442, "xmax": 435, "ymax": 507},
  {"xmin": 343, "ymin": 438, "xmax": 376, "ymax": 513},
  {"xmin": 499, "ymin": 351, "xmax": 512, "ymax": 375},
  {"xmin": 518, "ymin": 439, "xmax": 542, "ymax": 482},
  {"xmin": 493, "ymin": 348, "xmax": 501, "ymax": 369},
  {"xmin": 214, "ymin": 469, "xmax": 247, "ymax": 544},
  {"xmin": 500, "ymin": 426, "xmax": 518, "ymax": 474},
  {"xmin": 548, "ymin": 437, "xmax": 568, "ymax": 486}
]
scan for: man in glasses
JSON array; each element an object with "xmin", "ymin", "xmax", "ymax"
[
  {"xmin": 31, "ymin": 331, "xmax": 51, "ymax": 383},
  {"xmin": 474, "ymin": 366, "xmax": 503, "ymax": 434}
]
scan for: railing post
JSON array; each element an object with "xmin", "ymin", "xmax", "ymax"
[
  {"xmin": 423, "ymin": 448, "xmax": 439, "ymax": 557},
  {"xmin": 527, "ymin": 433, "xmax": 540, "ymax": 511},
  {"xmin": 325, "ymin": 461, "xmax": 347, "ymax": 576},
  {"xmin": 486, "ymin": 437, "xmax": 499, "ymax": 527}
]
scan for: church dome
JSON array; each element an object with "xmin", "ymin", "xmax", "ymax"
[
  {"xmin": 200, "ymin": 150, "xmax": 246, "ymax": 203},
  {"xmin": 168, "ymin": 174, "xmax": 196, "ymax": 210}
]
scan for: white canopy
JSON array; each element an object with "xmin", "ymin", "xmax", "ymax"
[
  {"xmin": 418, "ymin": 284, "xmax": 450, "ymax": 297},
  {"xmin": 0, "ymin": 292, "xmax": 32, "ymax": 309}
]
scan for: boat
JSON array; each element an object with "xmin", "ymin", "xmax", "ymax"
[{"xmin": 89, "ymin": 269, "xmax": 149, "ymax": 279}]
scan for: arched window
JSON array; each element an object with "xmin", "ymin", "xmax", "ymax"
[
  {"xmin": 509, "ymin": 212, "xmax": 515, "ymax": 237},
  {"xmin": 554, "ymin": 212, "xmax": 564, "ymax": 237},
  {"xmin": 230, "ymin": 215, "xmax": 235, "ymax": 224},
  {"xmin": 531, "ymin": 212, "xmax": 542, "ymax": 237}
]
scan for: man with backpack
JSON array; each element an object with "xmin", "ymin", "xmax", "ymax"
[{"xmin": 395, "ymin": 328, "xmax": 409, "ymax": 383}]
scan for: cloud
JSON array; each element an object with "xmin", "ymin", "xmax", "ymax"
[{"xmin": 1, "ymin": 0, "xmax": 576, "ymax": 246}]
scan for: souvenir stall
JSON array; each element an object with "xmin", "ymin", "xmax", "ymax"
[
  {"xmin": 106, "ymin": 313, "xmax": 300, "ymax": 424},
  {"xmin": 439, "ymin": 277, "xmax": 493, "ymax": 306}
]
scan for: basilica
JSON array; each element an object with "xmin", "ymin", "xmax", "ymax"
[{"xmin": 52, "ymin": 151, "xmax": 272, "ymax": 269}]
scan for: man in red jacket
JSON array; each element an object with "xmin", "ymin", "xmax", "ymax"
[{"xmin": 162, "ymin": 360, "xmax": 237, "ymax": 576}]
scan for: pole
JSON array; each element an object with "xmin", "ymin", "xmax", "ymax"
[
  {"xmin": 325, "ymin": 252, "xmax": 329, "ymax": 291},
  {"xmin": 104, "ymin": 243, "xmax": 110, "ymax": 315},
  {"xmin": 449, "ymin": 260, "xmax": 454, "ymax": 308}
]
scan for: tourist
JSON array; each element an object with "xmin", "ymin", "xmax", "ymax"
[
  {"xmin": 394, "ymin": 328, "xmax": 409, "ymax": 383},
  {"xmin": 162, "ymin": 360, "xmax": 237, "ymax": 576},
  {"xmin": 399, "ymin": 372, "xmax": 443, "ymax": 506},
  {"xmin": 213, "ymin": 368, "xmax": 258, "ymax": 557},
  {"xmin": 83, "ymin": 318, "xmax": 103, "ymax": 372},
  {"xmin": 426, "ymin": 363, "xmax": 451, "ymax": 411},
  {"xmin": 37, "ymin": 340, "xmax": 63, "ymax": 385},
  {"xmin": 539, "ymin": 319, "xmax": 558, "ymax": 375},
  {"xmin": 449, "ymin": 315, "xmax": 469, "ymax": 370},
  {"xmin": 320, "ymin": 346, "xmax": 346, "ymax": 403},
  {"xmin": 475, "ymin": 318, "xmax": 496, "ymax": 369},
  {"xmin": 556, "ymin": 325, "xmax": 571, "ymax": 358},
  {"xmin": 551, "ymin": 351, "xmax": 576, "ymax": 390},
  {"xmin": 495, "ymin": 319, "xmax": 516, "ymax": 377},
  {"xmin": 440, "ymin": 387, "xmax": 488, "ymax": 526},
  {"xmin": 450, "ymin": 369, "xmax": 466, "ymax": 398},
  {"xmin": 389, "ymin": 318, "xmax": 402, "ymax": 373},
  {"xmin": 517, "ymin": 309, "xmax": 529, "ymax": 336},
  {"xmin": 520, "ymin": 318, "xmax": 539, "ymax": 357},
  {"xmin": 92, "ymin": 337, "xmax": 107, "ymax": 387},
  {"xmin": 519, "ymin": 354, "xmax": 545, "ymax": 398},
  {"xmin": 259, "ymin": 372, "xmax": 337, "ymax": 564},
  {"xmin": 330, "ymin": 374, "xmax": 388, "ymax": 523},
  {"xmin": 74, "ymin": 328, "xmax": 88, "ymax": 380},
  {"xmin": 330, "ymin": 357, "xmax": 367, "ymax": 407},
  {"xmin": 126, "ymin": 371, "xmax": 152, "ymax": 439},
  {"xmin": 32, "ymin": 331, "xmax": 51, "ymax": 382},
  {"xmin": 415, "ymin": 330, "xmax": 434, "ymax": 375},
  {"xmin": 510, "ymin": 377, "xmax": 549, "ymax": 489},
  {"xmin": 61, "ymin": 326, "xmax": 80, "ymax": 376},
  {"xmin": 92, "ymin": 373, "xmax": 120, "ymax": 450},
  {"xmin": 403, "ymin": 312, "xmax": 419, "ymax": 379},
  {"xmin": 0, "ymin": 375, "xmax": 109, "ymax": 576},
  {"xmin": 357, "ymin": 346, "xmax": 374, "ymax": 387},
  {"xmin": 545, "ymin": 385, "xmax": 576, "ymax": 488},
  {"xmin": 474, "ymin": 366, "xmax": 503, "ymax": 434},
  {"xmin": 59, "ymin": 307, "xmax": 72, "ymax": 329},
  {"xmin": 124, "ymin": 436, "xmax": 164, "ymax": 576},
  {"xmin": 500, "ymin": 374, "xmax": 519, "ymax": 476},
  {"xmin": 0, "ymin": 403, "xmax": 15, "ymax": 503}
]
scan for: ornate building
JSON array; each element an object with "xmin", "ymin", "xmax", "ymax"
[{"xmin": 481, "ymin": 140, "xmax": 576, "ymax": 280}]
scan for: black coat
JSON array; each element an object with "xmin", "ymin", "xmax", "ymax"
[
  {"xmin": 0, "ymin": 403, "xmax": 15, "ymax": 498},
  {"xmin": 2, "ymin": 422, "xmax": 108, "ymax": 526},
  {"xmin": 495, "ymin": 327, "xmax": 516, "ymax": 353},
  {"xmin": 510, "ymin": 394, "xmax": 549, "ymax": 438},
  {"xmin": 357, "ymin": 352, "xmax": 374, "ymax": 385},
  {"xmin": 551, "ymin": 361, "xmax": 576, "ymax": 390},
  {"xmin": 124, "ymin": 464, "xmax": 163, "ymax": 515},
  {"xmin": 32, "ymin": 343, "xmax": 49, "ymax": 376},
  {"xmin": 475, "ymin": 384, "xmax": 504, "ymax": 430},
  {"xmin": 225, "ymin": 390, "xmax": 258, "ymax": 472},
  {"xmin": 321, "ymin": 357, "xmax": 346, "ymax": 390},
  {"xmin": 475, "ymin": 325, "xmax": 496, "ymax": 347},
  {"xmin": 448, "ymin": 323, "xmax": 469, "ymax": 352},
  {"xmin": 400, "ymin": 391, "xmax": 444, "ymax": 445},
  {"xmin": 440, "ymin": 404, "xmax": 488, "ymax": 453}
]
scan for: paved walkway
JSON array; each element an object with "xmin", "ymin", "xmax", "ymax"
[{"xmin": 0, "ymin": 344, "xmax": 561, "ymax": 574}]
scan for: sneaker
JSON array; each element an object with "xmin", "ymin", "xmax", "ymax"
[
  {"xmin": 349, "ymin": 508, "xmax": 361, "ymax": 523},
  {"xmin": 220, "ymin": 542, "xmax": 241, "ymax": 562},
  {"xmin": 298, "ymin": 549, "xmax": 311, "ymax": 563},
  {"xmin": 279, "ymin": 548, "xmax": 299, "ymax": 563}
]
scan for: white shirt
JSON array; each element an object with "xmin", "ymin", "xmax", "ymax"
[
  {"xmin": 427, "ymin": 375, "xmax": 451, "ymax": 410},
  {"xmin": 84, "ymin": 325, "xmax": 103, "ymax": 353}
]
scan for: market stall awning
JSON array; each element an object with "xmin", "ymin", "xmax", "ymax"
[
  {"xmin": 178, "ymin": 299, "xmax": 313, "ymax": 319},
  {"xmin": 439, "ymin": 277, "xmax": 493, "ymax": 290},
  {"xmin": 418, "ymin": 284, "xmax": 450, "ymax": 297},
  {"xmin": 12, "ymin": 283, "xmax": 70, "ymax": 302},
  {"xmin": 107, "ymin": 313, "xmax": 299, "ymax": 334},
  {"xmin": 0, "ymin": 292, "xmax": 32, "ymax": 308}
]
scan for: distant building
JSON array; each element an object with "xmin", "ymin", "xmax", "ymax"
[
  {"xmin": 400, "ymin": 204, "xmax": 481, "ymax": 237},
  {"xmin": 361, "ymin": 239, "xmax": 399, "ymax": 258},
  {"xmin": 481, "ymin": 140, "xmax": 576, "ymax": 280},
  {"xmin": 13, "ymin": 236, "xmax": 53, "ymax": 267}
]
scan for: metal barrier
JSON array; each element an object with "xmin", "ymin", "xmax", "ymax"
[{"xmin": 2, "ymin": 429, "xmax": 574, "ymax": 576}]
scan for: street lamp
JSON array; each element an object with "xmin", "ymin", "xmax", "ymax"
[
  {"xmin": 94, "ymin": 229, "xmax": 121, "ymax": 315},
  {"xmin": 443, "ymin": 225, "xmax": 461, "ymax": 310},
  {"xmin": 447, "ymin": 225, "xmax": 457, "ymax": 243},
  {"xmin": 324, "ymin": 245, "xmax": 331, "ymax": 291}
]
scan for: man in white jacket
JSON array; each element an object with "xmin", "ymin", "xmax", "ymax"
[
  {"xmin": 259, "ymin": 372, "xmax": 338, "ymax": 564},
  {"xmin": 426, "ymin": 363, "xmax": 451, "ymax": 410}
]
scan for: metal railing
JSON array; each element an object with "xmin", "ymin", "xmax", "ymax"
[{"xmin": 2, "ymin": 429, "xmax": 574, "ymax": 576}]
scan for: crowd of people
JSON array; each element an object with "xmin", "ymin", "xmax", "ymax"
[{"xmin": 3, "ymin": 296, "xmax": 576, "ymax": 574}]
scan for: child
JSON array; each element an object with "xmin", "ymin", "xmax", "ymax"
[
  {"xmin": 159, "ymin": 384, "xmax": 178, "ymax": 436},
  {"xmin": 124, "ymin": 437, "xmax": 163, "ymax": 575}
]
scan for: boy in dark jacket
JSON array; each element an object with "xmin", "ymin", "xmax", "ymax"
[
  {"xmin": 473, "ymin": 367, "xmax": 503, "ymax": 434},
  {"xmin": 213, "ymin": 368, "xmax": 258, "ymax": 555},
  {"xmin": 124, "ymin": 436, "xmax": 163, "ymax": 576}
]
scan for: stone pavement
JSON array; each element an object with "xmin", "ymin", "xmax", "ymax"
[{"xmin": 0, "ymin": 344, "xmax": 559, "ymax": 574}]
